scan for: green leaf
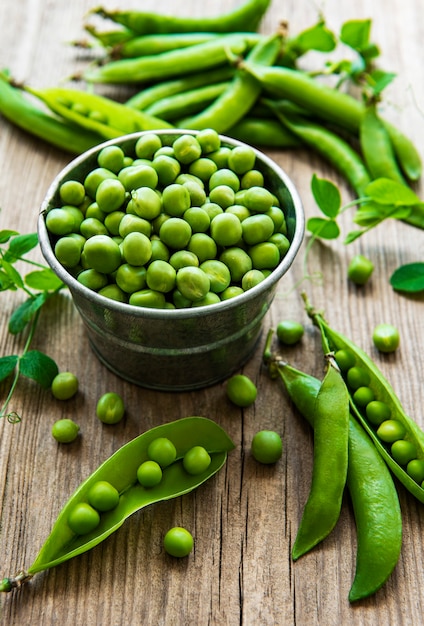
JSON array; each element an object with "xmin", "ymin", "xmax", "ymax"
[
  {"xmin": 344, "ymin": 229, "xmax": 365, "ymax": 244},
  {"xmin": 307, "ymin": 217, "xmax": 340, "ymax": 239},
  {"xmin": 25, "ymin": 269, "xmax": 63, "ymax": 292},
  {"xmin": 340, "ymin": 19, "xmax": 372, "ymax": 51},
  {"xmin": 365, "ymin": 178, "xmax": 421, "ymax": 206},
  {"xmin": 0, "ymin": 229, "xmax": 19, "ymax": 244},
  {"xmin": 1, "ymin": 259, "xmax": 24, "ymax": 289},
  {"xmin": 19, "ymin": 350, "xmax": 59, "ymax": 388},
  {"xmin": 0, "ymin": 355, "xmax": 18, "ymax": 382},
  {"xmin": 366, "ymin": 69, "xmax": 396, "ymax": 95},
  {"xmin": 390, "ymin": 263, "xmax": 424, "ymax": 293},
  {"xmin": 311, "ymin": 174, "xmax": 341, "ymax": 218},
  {"xmin": 295, "ymin": 21, "xmax": 337, "ymax": 54},
  {"xmin": 4, "ymin": 233, "xmax": 38, "ymax": 262},
  {"xmin": 0, "ymin": 269, "xmax": 17, "ymax": 291},
  {"xmin": 354, "ymin": 201, "xmax": 410, "ymax": 227},
  {"xmin": 8, "ymin": 293, "xmax": 47, "ymax": 335}
]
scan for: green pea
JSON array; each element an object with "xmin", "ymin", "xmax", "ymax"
[
  {"xmin": 348, "ymin": 254, "xmax": 374, "ymax": 286},
  {"xmin": 251, "ymin": 430, "xmax": 283, "ymax": 464},
  {"xmin": 183, "ymin": 207, "xmax": 210, "ymax": 233},
  {"xmin": 84, "ymin": 167, "xmax": 117, "ymax": 198},
  {"xmin": 346, "ymin": 366, "xmax": 371, "ymax": 390},
  {"xmin": 227, "ymin": 145, "xmax": 256, "ymax": 175},
  {"xmin": 80, "ymin": 217, "xmax": 108, "ymax": 239},
  {"xmin": 159, "ymin": 217, "xmax": 192, "ymax": 250},
  {"xmin": 334, "ymin": 349, "xmax": 356, "ymax": 373},
  {"xmin": 210, "ymin": 212, "xmax": 242, "ymax": 246},
  {"xmin": 183, "ymin": 446, "xmax": 211, "ymax": 475},
  {"xmin": 225, "ymin": 204, "xmax": 251, "ymax": 222},
  {"xmin": 191, "ymin": 292, "xmax": 221, "ymax": 306},
  {"xmin": 376, "ymin": 419, "xmax": 407, "ymax": 443},
  {"xmin": 83, "ymin": 235, "xmax": 122, "ymax": 274},
  {"xmin": 77, "ymin": 269, "xmax": 108, "ymax": 291},
  {"xmin": 200, "ymin": 260, "xmax": 231, "ymax": 293},
  {"xmin": 59, "ymin": 180, "xmax": 86, "ymax": 206},
  {"xmin": 372, "ymin": 324, "xmax": 400, "ymax": 353},
  {"xmin": 104, "ymin": 211, "xmax": 125, "ymax": 236},
  {"xmin": 269, "ymin": 233, "xmax": 290, "ymax": 257},
  {"xmin": 209, "ymin": 168, "xmax": 240, "ymax": 192},
  {"xmin": 169, "ymin": 250, "xmax": 199, "ymax": 270},
  {"xmin": 115, "ymin": 264, "xmax": 147, "ymax": 294},
  {"xmin": 391, "ymin": 440, "xmax": 417, "ymax": 465},
  {"xmin": 54, "ymin": 236, "xmax": 83, "ymax": 268},
  {"xmin": 146, "ymin": 260, "xmax": 176, "ymax": 293},
  {"xmin": 241, "ymin": 269, "xmax": 266, "ymax": 290},
  {"xmin": 220, "ymin": 286, "xmax": 244, "ymax": 300},
  {"xmin": 209, "ymin": 184, "xmax": 235, "ymax": 209},
  {"xmin": 85, "ymin": 202, "xmax": 106, "ymax": 221},
  {"xmin": 118, "ymin": 163, "xmax": 158, "ymax": 191},
  {"xmin": 176, "ymin": 266, "xmax": 210, "ymax": 301},
  {"xmin": 96, "ymin": 392, "xmax": 125, "ymax": 425},
  {"xmin": 119, "ymin": 214, "xmax": 152, "ymax": 238},
  {"xmin": 241, "ymin": 169, "xmax": 264, "ymax": 189},
  {"xmin": 209, "ymin": 146, "xmax": 231, "ymax": 168},
  {"xmin": 172, "ymin": 289, "xmax": 193, "ymax": 309},
  {"xmin": 182, "ymin": 180, "xmax": 207, "ymax": 206},
  {"xmin": 220, "ymin": 247, "xmax": 252, "ymax": 282},
  {"xmin": 135, "ymin": 133, "xmax": 162, "ymax": 159},
  {"xmin": 68, "ymin": 503, "xmax": 100, "ymax": 535},
  {"xmin": 226, "ymin": 374, "xmax": 257, "ymax": 407},
  {"xmin": 188, "ymin": 157, "xmax": 218, "ymax": 182},
  {"xmin": 172, "ymin": 134, "xmax": 202, "ymax": 164},
  {"xmin": 243, "ymin": 186, "xmax": 274, "ymax": 212},
  {"xmin": 162, "ymin": 183, "xmax": 191, "ymax": 217},
  {"xmin": 150, "ymin": 238, "xmax": 170, "ymax": 262},
  {"xmin": 265, "ymin": 206, "xmax": 286, "ymax": 232},
  {"xmin": 97, "ymin": 145, "xmax": 125, "ymax": 173},
  {"xmin": 129, "ymin": 289, "xmax": 166, "ymax": 308},
  {"xmin": 98, "ymin": 284, "xmax": 127, "ymax": 302},
  {"xmin": 248, "ymin": 242, "xmax": 280, "ymax": 270},
  {"xmin": 352, "ymin": 386, "xmax": 375, "ymax": 407},
  {"xmin": 196, "ymin": 128, "xmax": 220, "ymax": 153},
  {"xmin": 122, "ymin": 232, "xmax": 152, "ymax": 266},
  {"xmin": 152, "ymin": 154, "xmax": 181, "ymax": 185},
  {"xmin": 187, "ymin": 233, "xmax": 217, "ymax": 262},
  {"xmin": 87, "ymin": 481, "xmax": 120, "ymax": 512},
  {"xmin": 163, "ymin": 527, "xmax": 193, "ymax": 558},
  {"xmin": 136, "ymin": 460, "xmax": 163, "ymax": 487},
  {"xmin": 201, "ymin": 202, "xmax": 223, "ymax": 220},
  {"xmin": 276, "ymin": 320, "xmax": 304, "ymax": 346},
  {"xmin": 46, "ymin": 208, "xmax": 80, "ymax": 236},
  {"xmin": 51, "ymin": 372, "xmax": 79, "ymax": 400},
  {"xmin": 130, "ymin": 187, "xmax": 162, "ymax": 220},
  {"xmin": 147, "ymin": 437, "xmax": 177, "ymax": 468},
  {"xmin": 51, "ymin": 418, "xmax": 80, "ymax": 443},
  {"xmin": 241, "ymin": 214, "xmax": 275, "ymax": 245},
  {"xmin": 406, "ymin": 459, "xmax": 424, "ymax": 483}
]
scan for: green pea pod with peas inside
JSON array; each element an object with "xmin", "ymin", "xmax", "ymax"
[
  {"xmin": 21, "ymin": 84, "xmax": 172, "ymax": 140},
  {"xmin": 303, "ymin": 294, "xmax": 424, "ymax": 504},
  {"xmin": 239, "ymin": 61, "xmax": 422, "ymax": 182},
  {"xmin": 263, "ymin": 336, "xmax": 402, "ymax": 602},
  {"xmin": 82, "ymin": 35, "xmax": 250, "ymax": 85},
  {"xmin": 0, "ymin": 416, "xmax": 234, "ymax": 593},
  {"xmin": 290, "ymin": 356, "xmax": 350, "ymax": 560},
  {"xmin": 0, "ymin": 71, "xmax": 102, "ymax": 154},
  {"xmin": 89, "ymin": 0, "xmax": 271, "ymax": 36}
]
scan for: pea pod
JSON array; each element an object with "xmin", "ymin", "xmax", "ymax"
[
  {"xmin": 228, "ymin": 117, "xmax": 301, "ymax": 149},
  {"xmin": 22, "ymin": 84, "xmax": 172, "ymax": 140},
  {"xmin": 0, "ymin": 416, "xmax": 234, "ymax": 592},
  {"xmin": 291, "ymin": 358, "xmax": 349, "ymax": 560},
  {"xmin": 303, "ymin": 294, "xmax": 424, "ymax": 504},
  {"xmin": 263, "ymin": 335, "xmax": 402, "ymax": 602},
  {"xmin": 90, "ymin": 0, "xmax": 271, "ymax": 35},
  {"xmin": 145, "ymin": 81, "xmax": 230, "ymax": 122}
]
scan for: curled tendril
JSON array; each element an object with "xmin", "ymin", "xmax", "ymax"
[{"xmin": 2, "ymin": 412, "xmax": 22, "ymax": 424}]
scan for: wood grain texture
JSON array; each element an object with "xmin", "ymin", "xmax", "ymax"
[{"xmin": 1, "ymin": 1, "xmax": 424, "ymax": 624}]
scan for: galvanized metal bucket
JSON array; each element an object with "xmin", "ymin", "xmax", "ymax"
[{"xmin": 38, "ymin": 131, "xmax": 304, "ymax": 391}]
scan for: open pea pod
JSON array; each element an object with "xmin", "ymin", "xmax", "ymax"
[
  {"xmin": 1, "ymin": 416, "xmax": 234, "ymax": 592},
  {"xmin": 304, "ymin": 296, "xmax": 424, "ymax": 504}
]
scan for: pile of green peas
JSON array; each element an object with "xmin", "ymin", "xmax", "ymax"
[
  {"xmin": 67, "ymin": 435, "xmax": 212, "ymax": 535},
  {"xmin": 45, "ymin": 129, "xmax": 291, "ymax": 309},
  {"xmin": 335, "ymin": 348, "xmax": 424, "ymax": 486}
]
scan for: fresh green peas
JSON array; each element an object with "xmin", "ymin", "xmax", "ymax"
[
  {"xmin": 183, "ymin": 446, "xmax": 211, "ymax": 475},
  {"xmin": 97, "ymin": 145, "xmax": 125, "ymax": 173},
  {"xmin": 87, "ymin": 481, "xmax": 120, "ymax": 512},
  {"xmin": 51, "ymin": 419, "xmax": 80, "ymax": 443},
  {"xmin": 249, "ymin": 242, "xmax": 280, "ymax": 270},
  {"xmin": 352, "ymin": 386, "xmax": 375, "ymax": 407},
  {"xmin": 59, "ymin": 180, "xmax": 86, "ymax": 206},
  {"xmin": 391, "ymin": 440, "xmax": 417, "ymax": 465},
  {"xmin": 219, "ymin": 247, "xmax": 252, "ymax": 282},
  {"xmin": 51, "ymin": 372, "xmax": 79, "ymax": 400},
  {"xmin": 54, "ymin": 236, "xmax": 82, "ymax": 268},
  {"xmin": 241, "ymin": 269, "xmax": 265, "ymax": 290},
  {"xmin": 104, "ymin": 211, "xmax": 125, "ymax": 236},
  {"xmin": 68, "ymin": 503, "xmax": 100, "ymax": 535},
  {"xmin": 276, "ymin": 320, "xmax": 304, "ymax": 346},
  {"xmin": 196, "ymin": 128, "xmax": 220, "ymax": 154},
  {"xmin": 241, "ymin": 169, "xmax": 264, "ymax": 189},
  {"xmin": 407, "ymin": 459, "xmax": 424, "ymax": 483},
  {"xmin": 348, "ymin": 254, "xmax": 374, "ymax": 286},
  {"xmin": 372, "ymin": 324, "xmax": 400, "ymax": 353},
  {"xmin": 80, "ymin": 217, "xmax": 108, "ymax": 238},
  {"xmin": 209, "ymin": 168, "xmax": 240, "ymax": 192},
  {"xmin": 210, "ymin": 212, "xmax": 242, "ymax": 246},
  {"xmin": 146, "ymin": 260, "xmax": 176, "ymax": 292},
  {"xmin": 115, "ymin": 264, "xmax": 147, "ymax": 293},
  {"xmin": 200, "ymin": 260, "xmax": 231, "ymax": 293},
  {"xmin": 122, "ymin": 232, "xmax": 152, "ymax": 266},
  {"xmin": 84, "ymin": 167, "xmax": 117, "ymax": 198},
  {"xmin": 346, "ymin": 366, "xmax": 371, "ymax": 390},
  {"xmin": 376, "ymin": 419, "xmax": 407, "ymax": 443},
  {"xmin": 83, "ymin": 234, "xmax": 122, "ymax": 273},
  {"xmin": 119, "ymin": 214, "xmax": 151, "ymax": 238},
  {"xmin": 182, "ymin": 180, "xmax": 206, "ymax": 206},
  {"xmin": 159, "ymin": 217, "xmax": 192, "ymax": 249},
  {"xmin": 251, "ymin": 430, "xmax": 283, "ymax": 464},
  {"xmin": 118, "ymin": 163, "xmax": 158, "ymax": 191},
  {"xmin": 163, "ymin": 527, "xmax": 193, "ymax": 558},
  {"xmin": 136, "ymin": 460, "xmax": 163, "ymax": 487},
  {"xmin": 129, "ymin": 289, "xmax": 166, "ymax": 308},
  {"xmin": 46, "ymin": 208, "xmax": 81, "ymax": 236},
  {"xmin": 176, "ymin": 266, "xmax": 210, "ymax": 301},
  {"xmin": 96, "ymin": 392, "xmax": 125, "ymax": 424},
  {"xmin": 98, "ymin": 284, "xmax": 127, "ymax": 302},
  {"xmin": 226, "ymin": 374, "xmax": 257, "ymax": 407},
  {"xmin": 130, "ymin": 186, "xmax": 162, "ymax": 219},
  {"xmin": 162, "ymin": 183, "xmax": 191, "ymax": 217},
  {"xmin": 152, "ymin": 154, "xmax": 181, "ymax": 185},
  {"xmin": 77, "ymin": 269, "xmax": 108, "ymax": 291},
  {"xmin": 135, "ymin": 133, "xmax": 162, "ymax": 159},
  {"xmin": 334, "ymin": 349, "xmax": 356, "ymax": 373},
  {"xmin": 187, "ymin": 233, "xmax": 217, "ymax": 262},
  {"xmin": 183, "ymin": 207, "xmax": 210, "ymax": 233},
  {"xmin": 220, "ymin": 286, "xmax": 244, "ymax": 300},
  {"xmin": 226, "ymin": 204, "xmax": 251, "ymax": 222},
  {"xmin": 169, "ymin": 250, "xmax": 199, "ymax": 270},
  {"xmin": 209, "ymin": 184, "xmax": 235, "ymax": 209},
  {"xmin": 242, "ymin": 214, "xmax": 275, "ymax": 245},
  {"xmin": 147, "ymin": 437, "xmax": 177, "ymax": 468},
  {"xmin": 188, "ymin": 157, "xmax": 218, "ymax": 182},
  {"xmin": 228, "ymin": 145, "xmax": 256, "ymax": 175},
  {"xmin": 243, "ymin": 186, "xmax": 274, "ymax": 212},
  {"xmin": 172, "ymin": 134, "xmax": 202, "ymax": 164}
]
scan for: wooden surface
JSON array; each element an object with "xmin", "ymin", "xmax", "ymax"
[{"xmin": 1, "ymin": 1, "xmax": 424, "ymax": 624}]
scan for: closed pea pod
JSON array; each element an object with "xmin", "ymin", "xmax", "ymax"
[
  {"xmin": 0, "ymin": 417, "xmax": 234, "ymax": 592},
  {"xmin": 291, "ymin": 358, "xmax": 349, "ymax": 560},
  {"xmin": 262, "ymin": 335, "xmax": 402, "ymax": 603},
  {"xmin": 303, "ymin": 294, "xmax": 424, "ymax": 504}
]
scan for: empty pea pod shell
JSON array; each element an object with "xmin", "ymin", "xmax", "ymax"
[
  {"xmin": 1, "ymin": 416, "xmax": 234, "ymax": 592},
  {"xmin": 309, "ymin": 308, "xmax": 424, "ymax": 504}
]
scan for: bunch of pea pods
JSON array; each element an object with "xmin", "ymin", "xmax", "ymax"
[{"xmin": 0, "ymin": 0, "xmax": 423, "ymax": 231}]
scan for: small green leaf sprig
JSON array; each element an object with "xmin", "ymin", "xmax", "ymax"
[{"xmin": 0, "ymin": 229, "xmax": 64, "ymax": 422}]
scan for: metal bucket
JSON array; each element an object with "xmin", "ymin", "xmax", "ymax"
[{"xmin": 38, "ymin": 131, "xmax": 304, "ymax": 391}]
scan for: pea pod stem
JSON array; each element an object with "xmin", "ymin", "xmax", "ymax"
[
  {"xmin": 89, "ymin": 0, "xmax": 271, "ymax": 35},
  {"xmin": 263, "ymin": 338, "xmax": 402, "ymax": 602},
  {"xmin": 1, "ymin": 417, "xmax": 234, "ymax": 591}
]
